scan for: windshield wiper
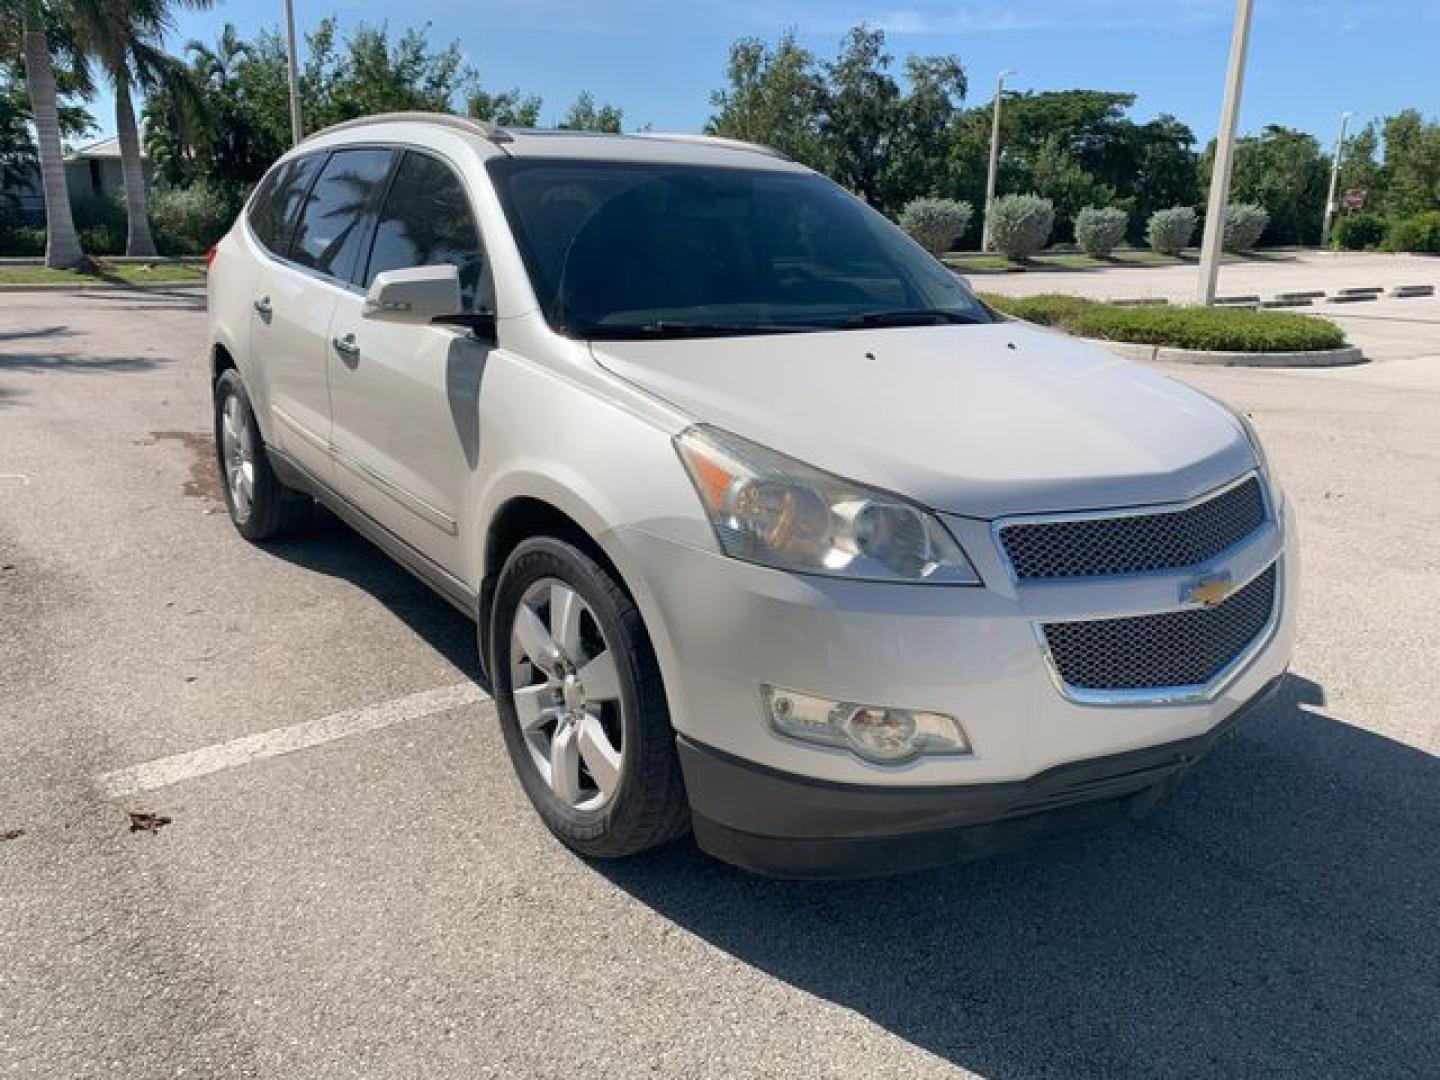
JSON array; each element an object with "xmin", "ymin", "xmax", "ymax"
[
  {"xmin": 833, "ymin": 308, "xmax": 984, "ymax": 329},
  {"xmin": 586, "ymin": 321, "xmax": 826, "ymax": 340}
]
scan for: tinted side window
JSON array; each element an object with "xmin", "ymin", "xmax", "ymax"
[
  {"xmin": 290, "ymin": 148, "xmax": 395, "ymax": 281},
  {"xmin": 365, "ymin": 152, "xmax": 490, "ymax": 313},
  {"xmin": 248, "ymin": 154, "xmax": 323, "ymax": 256}
]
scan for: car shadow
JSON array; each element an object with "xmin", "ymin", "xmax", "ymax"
[
  {"xmin": 261, "ymin": 509, "xmax": 485, "ymax": 685},
  {"xmin": 597, "ymin": 674, "xmax": 1438, "ymax": 1078}
]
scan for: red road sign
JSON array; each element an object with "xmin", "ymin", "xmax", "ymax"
[{"xmin": 1342, "ymin": 188, "xmax": 1368, "ymax": 211}]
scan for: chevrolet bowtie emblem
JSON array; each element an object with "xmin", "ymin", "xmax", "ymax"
[{"xmin": 1182, "ymin": 572, "xmax": 1235, "ymax": 609}]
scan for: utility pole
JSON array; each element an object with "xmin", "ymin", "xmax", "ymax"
[
  {"xmin": 1320, "ymin": 111, "xmax": 1354, "ymax": 250},
  {"xmin": 284, "ymin": 0, "xmax": 303, "ymax": 145},
  {"xmin": 1197, "ymin": 0, "xmax": 1255, "ymax": 305},
  {"xmin": 981, "ymin": 70, "xmax": 1016, "ymax": 254}
]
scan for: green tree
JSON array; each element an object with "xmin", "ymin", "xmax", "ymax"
[
  {"xmin": 2, "ymin": 57, "xmax": 93, "ymax": 200},
  {"xmin": 144, "ymin": 21, "xmax": 488, "ymax": 202},
  {"xmin": 1383, "ymin": 110, "xmax": 1440, "ymax": 217},
  {"xmin": 1201, "ymin": 125, "xmax": 1328, "ymax": 245},
  {"xmin": 816, "ymin": 27, "xmax": 900, "ymax": 205},
  {"xmin": 0, "ymin": 68, "xmax": 39, "ymax": 202},
  {"xmin": 71, "ymin": 0, "xmax": 212, "ymax": 256},
  {"xmin": 302, "ymin": 18, "xmax": 470, "ymax": 131},
  {"xmin": 1, "ymin": 0, "xmax": 91, "ymax": 265},
  {"xmin": 558, "ymin": 90, "xmax": 621, "ymax": 133},
  {"xmin": 467, "ymin": 86, "xmax": 541, "ymax": 127},
  {"xmin": 1018, "ymin": 134, "xmax": 1115, "ymax": 242},
  {"xmin": 1126, "ymin": 115, "xmax": 1199, "ymax": 231},
  {"xmin": 707, "ymin": 32, "xmax": 826, "ymax": 166},
  {"xmin": 937, "ymin": 90, "xmax": 1196, "ymax": 246},
  {"xmin": 707, "ymin": 26, "xmax": 965, "ymax": 210},
  {"xmin": 1338, "ymin": 121, "xmax": 1384, "ymax": 212}
]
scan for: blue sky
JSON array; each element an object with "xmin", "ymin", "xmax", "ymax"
[{"xmin": 84, "ymin": 0, "xmax": 1440, "ymax": 148}]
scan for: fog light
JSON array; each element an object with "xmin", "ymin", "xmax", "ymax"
[{"xmin": 762, "ymin": 687, "xmax": 970, "ymax": 765}]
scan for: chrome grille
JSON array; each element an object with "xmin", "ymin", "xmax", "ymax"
[
  {"xmin": 1043, "ymin": 564, "xmax": 1277, "ymax": 692},
  {"xmin": 1000, "ymin": 476, "xmax": 1266, "ymax": 580}
]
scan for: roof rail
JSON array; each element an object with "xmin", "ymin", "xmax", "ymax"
[
  {"xmin": 301, "ymin": 111, "xmax": 513, "ymax": 147},
  {"xmin": 633, "ymin": 132, "xmax": 790, "ymax": 161}
]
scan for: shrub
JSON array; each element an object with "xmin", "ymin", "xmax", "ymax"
[
  {"xmin": 0, "ymin": 202, "xmax": 45, "ymax": 256},
  {"xmin": 1384, "ymin": 211, "xmax": 1440, "ymax": 253},
  {"xmin": 70, "ymin": 192, "xmax": 126, "ymax": 255},
  {"xmin": 1331, "ymin": 212, "xmax": 1386, "ymax": 251},
  {"xmin": 149, "ymin": 185, "xmax": 238, "ymax": 255},
  {"xmin": 982, "ymin": 292, "xmax": 1346, "ymax": 353},
  {"xmin": 1074, "ymin": 206, "xmax": 1129, "ymax": 257},
  {"xmin": 1224, "ymin": 203, "xmax": 1269, "ymax": 252},
  {"xmin": 1147, "ymin": 207, "xmax": 1196, "ymax": 255},
  {"xmin": 988, "ymin": 194, "xmax": 1054, "ymax": 260},
  {"xmin": 898, "ymin": 197, "xmax": 972, "ymax": 257}
]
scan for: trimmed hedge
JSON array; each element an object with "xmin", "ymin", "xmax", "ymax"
[
  {"xmin": 1147, "ymin": 206, "xmax": 1196, "ymax": 255},
  {"xmin": 1223, "ymin": 203, "xmax": 1269, "ymax": 252},
  {"xmin": 898, "ymin": 197, "xmax": 972, "ymax": 256},
  {"xmin": 1074, "ymin": 206, "xmax": 1128, "ymax": 257},
  {"xmin": 988, "ymin": 194, "xmax": 1054, "ymax": 260},
  {"xmin": 982, "ymin": 292, "xmax": 1347, "ymax": 353}
]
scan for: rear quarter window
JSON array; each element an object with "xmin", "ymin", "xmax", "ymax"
[{"xmin": 248, "ymin": 154, "xmax": 324, "ymax": 257}]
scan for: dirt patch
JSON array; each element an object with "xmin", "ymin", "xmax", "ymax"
[{"xmin": 147, "ymin": 430, "xmax": 222, "ymax": 502}]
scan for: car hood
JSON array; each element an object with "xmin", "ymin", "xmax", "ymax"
[{"xmin": 591, "ymin": 322, "xmax": 1255, "ymax": 518}]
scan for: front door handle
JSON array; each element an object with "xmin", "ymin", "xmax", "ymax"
[
  {"xmin": 253, "ymin": 295, "xmax": 272, "ymax": 318},
  {"xmin": 331, "ymin": 333, "xmax": 360, "ymax": 359}
]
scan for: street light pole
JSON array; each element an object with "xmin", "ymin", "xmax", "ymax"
[
  {"xmin": 1320, "ymin": 111, "xmax": 1354, "ymax": 250},
  {"xmin": 981, "ymin": 70, "xmax": 1016, "ymax": 254},
  {"xmin": 284, "ymin": 0, "xmax": 303, "ymax": 145},
  {"xmin": 1197, "ymin": 0, "xmax": 1255, "ymax": 305}
]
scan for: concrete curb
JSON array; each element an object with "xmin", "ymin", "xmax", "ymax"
[
  {"xmin": 0, "ymin": 282, "xmax": 205, "ymax": 293},
  {"xmin": 1083, "ymin": 338, "xmax": 1366, "ymax": 368}
]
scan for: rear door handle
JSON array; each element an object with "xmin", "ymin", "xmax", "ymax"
[
  {"xmin": 331, "ymin": 333, "xmax": 360, "ymax": 359},
  {"xmin": 253, "ymin": 295, "xmax": 272, "ymax": 318}
]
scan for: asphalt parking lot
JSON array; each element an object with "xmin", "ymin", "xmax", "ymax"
[{"xmin": 2, "ymin": 283, "xmax": 1437, "ymax": 1078}]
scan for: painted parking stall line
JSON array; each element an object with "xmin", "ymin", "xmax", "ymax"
[{"xmin": 96, "ymin": 683, "xmax": 491, "ymax": 799}]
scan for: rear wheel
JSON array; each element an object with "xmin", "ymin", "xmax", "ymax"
[
  {"xmin": 490, "ymin": 537, "xmax": 689, "ymax": 858},
  {"xmin": 213, "ymin": 369, "xmax": 310, "ymax": 540}
]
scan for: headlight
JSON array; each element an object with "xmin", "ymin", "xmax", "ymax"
[
  {"xmin": 1234, "ymin": 410, "xmax": 1271, "ymax": 479},
  {"xmin": 1232, "ymin": 408, "xmax": 1285, "ymax": 513},
  {"xmin": 675, "ymin": 426, "xmax": 979, "ymax": 584}
]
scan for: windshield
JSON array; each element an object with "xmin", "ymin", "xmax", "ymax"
[{"xmin": 487, "ymin": 158, "xmax": 993, "ymax": 339}]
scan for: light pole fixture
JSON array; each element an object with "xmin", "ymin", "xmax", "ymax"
[
  {"xmin": 1320, "ymin": 111, "xmax": 1354, "ymax": 250},
  {"xmin": 284, "ymin": 0, "xmax": 303, "ymax": 145},
  {"xmin": 981, "ymin": 70, "xmax": 1017, "ymax": 254},
  {"xmin": 1197, "ymin": 0, "xmax": 1255, "ymax": 305}
]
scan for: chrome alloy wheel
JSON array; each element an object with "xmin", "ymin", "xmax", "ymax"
[
  {"xmin": 220, "ymin": 391, "xmax": 256, "ymax": 521},
  {"xmin": 508, "ymin": 578, "xmax": 625, "ymax": 811}
]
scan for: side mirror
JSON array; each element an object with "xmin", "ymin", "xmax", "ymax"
[{"xmin": 363, "ymin": 265, "xmax": 463, "ymax": 324}]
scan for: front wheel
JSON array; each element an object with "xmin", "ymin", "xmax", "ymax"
[{"xmin": 489, "ymin": 537, "xmax": 689, "ymax": 858}]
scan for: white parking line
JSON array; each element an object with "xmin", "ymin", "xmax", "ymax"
[{"xmin": 95, "ymin": 683, "xmax": 491, "ymax": 799}]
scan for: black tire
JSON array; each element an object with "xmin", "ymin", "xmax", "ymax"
[
  {"xmin": 213, "ymin": 369, "xmax": 310, "ymax": 541},
  {"xmin": 489, "ymin": 536, "xmax": 689, "ymax": 858}
]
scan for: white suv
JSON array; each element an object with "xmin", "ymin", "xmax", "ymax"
[{"xmin": 207, "ymin": 113, "xmax": 1296, "ymax": 877}]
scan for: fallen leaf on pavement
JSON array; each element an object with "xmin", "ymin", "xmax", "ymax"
[{"xmin": 127, "ymin": 812, "xmax": 173, "ymax": 835}]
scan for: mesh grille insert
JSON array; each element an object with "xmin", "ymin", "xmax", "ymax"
[
  {"xmin": 1043, "ymin": 564, "xmax": 1277, "ymax": 692},
  {"xmin": 1000, "ymin": 477, "xmax": 1266, "ymax": 580}
]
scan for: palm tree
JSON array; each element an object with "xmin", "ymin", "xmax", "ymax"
[
  {"xmin": 2, "ymin": 0, "xmax": 87, "ymax": 267},
  {"xmin": 70, "ymin": 0, "xmax": 210, "ymax": 256}
]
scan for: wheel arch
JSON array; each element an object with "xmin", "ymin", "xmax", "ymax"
[{"xmin": 479, "ymin": 494, "xmax": 640, "ymax": 676}]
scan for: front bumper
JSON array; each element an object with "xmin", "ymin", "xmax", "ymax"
[
  {"xmin": 612, "ymin": 496, "xmax": 1297, "ymax": 789},
  {"xmin": 681, "ymin": 675, "xmax": 1284, "ymax": 878}
]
